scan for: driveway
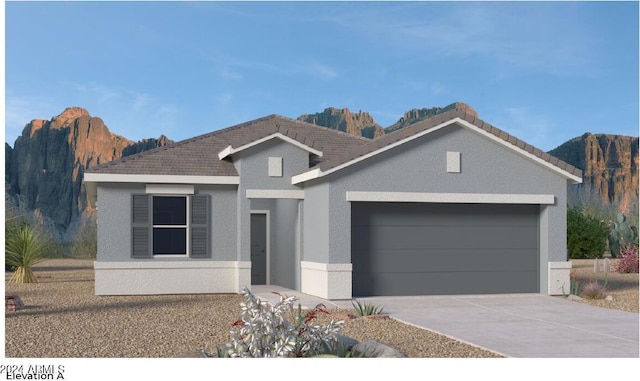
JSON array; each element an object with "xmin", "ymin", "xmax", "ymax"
[{"xmin": 253, "ymin": 287, "xmax": 639, "ymax": 358}]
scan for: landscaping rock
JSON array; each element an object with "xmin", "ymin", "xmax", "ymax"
[
  {"xmin": 5, "ymin": 295, "xmax": 24, "ymax": 312},
  {"xmin": 605, "ymin": 295, "xmax": 614, "ymax": 301},
  {"xmin": 568, "ymin": 294, "xmax": 583, "ymax": 301},
  {"xmin": 351, "ymin": 340, "xmax": 405, "ymax": 358},
  {"xmin": 336, "ymin": 334, "xmax": 359, "ymax": 351}
]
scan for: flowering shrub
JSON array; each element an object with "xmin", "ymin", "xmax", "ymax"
[
  {"xmin": 218, "ymin": 287, "xmax": 344, "ymax": 358},
  {"xmin": 615, "ymin": 243, "xmax": 639, "ymax": 273}
]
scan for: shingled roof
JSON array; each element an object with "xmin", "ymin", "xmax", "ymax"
[
  {"xmin": 87, "ymin": 109, "xmax": 582, "ymax": 184},
  {"xmin": 86, "ymin": 114, "xmax": 369, "ymax": 176},
  {"xmin": 291, "ymin": 108, "xmax": 583, "ymax": 183}
]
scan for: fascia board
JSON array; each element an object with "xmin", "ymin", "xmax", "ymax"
[{"xmin": 217, "ymin": 132, "xmax": 323, "ymax": 160}]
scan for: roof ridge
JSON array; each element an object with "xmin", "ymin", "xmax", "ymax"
[{"xmin": 271, "ymin": 113, "xmax": 371, "ymax": 141}]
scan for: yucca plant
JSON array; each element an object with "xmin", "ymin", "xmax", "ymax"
[
  {"xmin": 5, "ymin": 224, "xmax": 47, "ymax": 284},
  {"xmin": 351, "ymin": 299, "xmax": 384, "ymax": 316}
]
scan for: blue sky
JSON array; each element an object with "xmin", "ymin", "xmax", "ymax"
[{"xmin": 4, "ymin": 1, "xmax": 639, "ymax": 151}]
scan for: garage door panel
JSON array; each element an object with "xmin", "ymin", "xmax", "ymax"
[
  {"xmin": 352, "ymin": 203, "xmax": 538, "ymax": 227},
  {"xmin": 354, "ymin": 225, "xmax": 537, "ymax": 250},
  {"xmin": 352, "ymin": 270, "xmax": 539, "ymax": 296},
  {"xmin": 351, "ymin": 202, "xmax": 540, "ymax": 296},
  {"xmin": 352, "ymin": 248, "xmax": 538, "ymax": 273}
]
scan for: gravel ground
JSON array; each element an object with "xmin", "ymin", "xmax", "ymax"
[
  {"xmin": 566, "ymin": 258, "xmax": 639, "ymax": 313},
  {"xmin": 5, "ymin": 258, "xmax": 637, "ymax": 358}
]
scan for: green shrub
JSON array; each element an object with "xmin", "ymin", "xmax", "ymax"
[
  {"xmin": 5, "ymin": 224, "xmax": 47, "ymax": 284},
  {"xmin": 351, "ymin": 299, "xmax": 384, "ymax": 316},
  {"xmin": 567, "ymin": 207, "xmax": 609, "ymax": 259}
]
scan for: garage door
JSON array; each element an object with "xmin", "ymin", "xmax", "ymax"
[{"xmin": 351, "ymin": 203, "xmax": 539, "ymax": 296}]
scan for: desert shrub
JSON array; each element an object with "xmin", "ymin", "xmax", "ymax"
[
  {"xmin": 216, "ymin": 288, "xmax": 344, "ymax": 358},
  {"xmin": 567, "ymin": 207, "xmax": 609, "ymax": 259},
  {"xmin": 5, "ymin": 224, "xmax": 47, "ymax": 283},
  {"xmin": 69, "ymin": 218, "xmax": 97, "ymax": 259},
  {"xmin": 352, "ymin": 299, "xmax": 384, "ymax": 316},
  {"xmin": 615, "ymin": 243, "xmax": 639, "ymax": 273},
  {"xmin": 580, "ymin": 280, "xmax": 607, "ymax": 300}
]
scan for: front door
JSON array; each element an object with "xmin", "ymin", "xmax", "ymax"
[{"xmin": 250, "ymin": 214, "xmax": 267, "ymax": 285}]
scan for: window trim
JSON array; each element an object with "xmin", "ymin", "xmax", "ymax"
[{"xmin": 152, "ymin": 195, "xmax": 189, "ymax": 257}]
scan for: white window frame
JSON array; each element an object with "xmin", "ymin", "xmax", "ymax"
[{"xmin": 151, "ymin": 195, "xmax": 190, "ymax": 257}]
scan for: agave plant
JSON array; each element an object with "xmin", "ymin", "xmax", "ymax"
[
  {"xmin": 351, "ymin": 299, "xmax": 384, "ymax": 316},
  {"xmin": 5, "ymin": 224, "xmax": 47, "ymax": 284}
]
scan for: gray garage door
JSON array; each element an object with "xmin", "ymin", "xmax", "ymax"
[{"xmin": 351, "ymin": 203, "xmax": 539, "ymax": 296}]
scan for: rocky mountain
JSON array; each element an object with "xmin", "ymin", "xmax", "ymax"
[
  {"xmin": 549, "ymin": 133, "xmax": 639, "ymax": 212},
  {"xmin": 6, "ymin": 107, "xmax": 173, "ymax": 233},
  {"xmin": 297, "ymin": 107, "xmax": 385, "ymax": 139},
  {"xmin": 385, "ymin": 102, "xmax": 478, "ymax": 133}
]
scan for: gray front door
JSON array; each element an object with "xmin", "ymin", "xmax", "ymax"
[
  {"xmin": 351, "ymin": 202, "xmax": 539, "ymax": 296},
  {"xmin": 251, "ymin": 214, "xmax": 267, "ymax": 285}
]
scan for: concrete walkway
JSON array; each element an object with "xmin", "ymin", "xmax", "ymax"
[{"xmin": 251, "ymin": 287, "xmax": 639, "ymax": 358}]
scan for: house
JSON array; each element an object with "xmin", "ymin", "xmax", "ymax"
[{"xmin": 84, "ymin": 107, "xmax": 582, "ymax": 298}]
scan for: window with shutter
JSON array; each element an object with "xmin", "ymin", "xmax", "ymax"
[{"xmin": 131, "ymin": 193, "xmax": 211, "ymax": 258}]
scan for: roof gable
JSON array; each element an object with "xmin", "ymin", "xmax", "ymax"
[
  {"xmin": 85, "ymin": 114, "xmax": 368, "ymax": 179},
  {"xmin": 292, "ymin": 109, "xmax": 583, "ymax": 185},
  {"xmin": 218, "ymin": 132, "xmax": 324, "ymax": 160}
]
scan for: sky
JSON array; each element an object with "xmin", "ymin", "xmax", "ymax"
[{"xmin": 4, "ymin": 1, "xmax": 639, "ymax": 153}]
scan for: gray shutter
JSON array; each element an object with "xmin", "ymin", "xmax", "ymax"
[
  {"xmin": 190, "ymin": 194, "xmax": 210, "ymax": 258},
  {"xmin": 132, "ymin": 194, "xmax": 151, "ymax": 258}
]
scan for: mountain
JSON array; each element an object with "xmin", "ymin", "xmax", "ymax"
[
  {"xmin": 548, "ymin": 133, "xmax": 639, "ymax": 212},
  {"xmin": 297, "ymin": 107, "xmax": 385, "ymax": 138},
  {"xmin": 385, "ymin": 102, "xmax": 478, "ymax": 133},
  {"xmin": 6, "ymin": 107, "xmax": 173, "ymax": 234}
]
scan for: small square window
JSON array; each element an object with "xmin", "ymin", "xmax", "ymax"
[{"xmin": 268, "ymin": 157, "xmax": 283, "ymax": 177}]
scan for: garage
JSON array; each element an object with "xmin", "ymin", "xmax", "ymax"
[{"xmin": 351, "ymin": 202, "xmax": 540, "ymax": 296}]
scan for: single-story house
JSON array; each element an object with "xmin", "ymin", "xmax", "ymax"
[{"xmin": 84, "ymin": 107, "xmax": 582, "ymax": 299}]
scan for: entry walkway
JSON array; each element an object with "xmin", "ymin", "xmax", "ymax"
[{"xmin": 251, "ymin": 287, "xmax": 639, "ymax": 358}]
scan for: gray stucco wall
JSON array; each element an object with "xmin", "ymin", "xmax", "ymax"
[
  {"xmin": 96, "ymin": 183, "xmax": 237, "ymax": 262},
  {"xmin": 303, "ymin": 124, "xmax": 569, "ymax": 269}
]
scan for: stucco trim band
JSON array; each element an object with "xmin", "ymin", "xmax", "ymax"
[
  {"xmin": 146, "ymin": 184, "xmax": 195, "ymax": 195},
  {"xmin": 300, "ymin": 261, "xmax": 352, "ymax": 300},
  {"xmin": 246, "ymin": 189, "xmax": 305, "ymax": 199},
  {"xmin": 94, "ymin": 261, "xmax": 250, "ymax": 295},
  {"xmin": 346, "ymin": 191, "xmax": 555, "ymax": 205},
  {"xmin": 84, "ymin": 173, "xmax": 240, "ymax": 185}
]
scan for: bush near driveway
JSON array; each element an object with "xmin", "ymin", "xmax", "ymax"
[{"xmin": 567, "ymin": 207, "xmax": 609, "ymax": 259}]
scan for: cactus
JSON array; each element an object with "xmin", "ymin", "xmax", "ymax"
[{"xmin": 609, "ymin": 213, "xmax": 638, "ymax": 258}]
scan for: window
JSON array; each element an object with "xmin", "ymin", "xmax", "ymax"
[
  {"xmin": 152, "ymin": 196, "xmax": 187, "ymax": 255},
  {"xmin": 131, "ymin": 194, "xmax": 210, "ymax": 258}
]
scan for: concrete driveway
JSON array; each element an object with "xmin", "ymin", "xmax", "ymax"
[{"xmin": 253, "ymin": 287, "xmax": 639, "ymax": 358}]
